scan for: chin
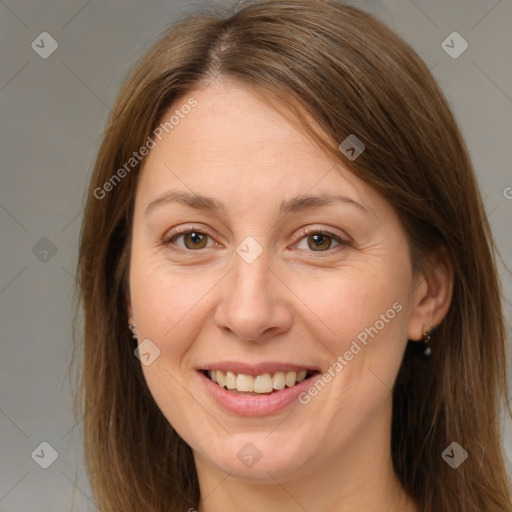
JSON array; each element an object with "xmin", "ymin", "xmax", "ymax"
[{"xmin": 194, "ymin": 431, "xmax": 315, "ymax": 482}]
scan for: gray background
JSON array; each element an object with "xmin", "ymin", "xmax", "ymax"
[{"xmin": 0, "ymin": 0, "xmax": 511, "ymax": 510}]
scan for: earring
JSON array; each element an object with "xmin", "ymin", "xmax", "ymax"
[
  {"xmin": 421, "ymin": 325, "xmax": 433, "ymax": 358},
  {"xmin": 128, "ymin": 323, "xmax": 138, "ymax": 340}
]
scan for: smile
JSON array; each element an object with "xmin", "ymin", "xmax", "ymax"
[
  {"xmin": 197, "ymin": 364, "xmax": 321, "ymax": 416},
  {"xmin": 204, "ymin": 369, "xmax": 316, "ymax": 394}
]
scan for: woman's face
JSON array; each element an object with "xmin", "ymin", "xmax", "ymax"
[{"xmin": 128, "ymin": 80, "xmax": 427, "ymax": 482}]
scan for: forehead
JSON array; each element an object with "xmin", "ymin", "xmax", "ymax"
[
  {"xmin": 146, "ymin": 82, "xmax": 328, "ymax": 170},
  {"xmin": 141, "ymin": 83, "xmax": 354, "ymax": 194},
  {"xmin": 135, "ymin": 80, "xmax": 386, "ymax": 221}
]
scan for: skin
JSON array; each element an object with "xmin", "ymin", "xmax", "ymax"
[{"xmin": 127, "ymin": 79, "xmax": 453, "ymax": 512}]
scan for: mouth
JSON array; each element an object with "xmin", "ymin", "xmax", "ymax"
[
  {"xmin": 199, "ymin": 369, "xmax": 320, "ymax": 395},
  {"xmin": 197, "ymin": 363, "xmax": 323, "ymax": 416}
]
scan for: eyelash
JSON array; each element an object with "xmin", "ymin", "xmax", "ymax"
[{"xmin": 163, "ymin": 225, "xmax": 350, "ymax": 256}]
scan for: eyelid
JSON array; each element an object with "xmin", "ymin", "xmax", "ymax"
[
  {"xmin": 292, "ymin": 225, "xmax": 349, "ymax": 245},
  {"xmin": 162, "ymin": 224, "xmax": 220, "ymax": 254},
  {"xmin": 162, "ymin": 224, "xmax": 350, "ymax": 255},
  {"xmin": 163, "ymin": 223, "xmax": 213, "ymax": 242}
]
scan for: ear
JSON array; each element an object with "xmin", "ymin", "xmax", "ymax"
[{"xmin": 407, "ymin": 245, "xmax": 454, "ymax": 341}]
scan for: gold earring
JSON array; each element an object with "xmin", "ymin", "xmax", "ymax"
[{"xmin": 421, "ymin": 326, "xmax": 432, "ymax": 344}]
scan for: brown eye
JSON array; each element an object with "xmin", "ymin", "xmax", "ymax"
[
  {"xmin": 295, "ymin": 230, "xmax": 345, "ymax": 253},
  {"xmin": 181, "ymin": 231, "xmax": 208, "ymax": 249},
  {"xmin": 165, "ymin": 230, "xmax": 214, "ymax": 251},
  {"xmin": 307, "ymin": 233, "xmax": 333, "ymax": 251}
]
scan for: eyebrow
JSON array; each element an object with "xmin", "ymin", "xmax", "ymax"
[{"xmin": 144, "ymin": 190, "xmax": 370, "ymax": 216}]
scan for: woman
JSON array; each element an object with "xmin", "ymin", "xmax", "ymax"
[{"xmin": 76, "ymin": 1, "xmax": 512, "ymax": 511}]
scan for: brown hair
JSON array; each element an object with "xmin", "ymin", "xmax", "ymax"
[{"xmin": 76, "ymin": 1, "xmax": 512, "ymax": 510}]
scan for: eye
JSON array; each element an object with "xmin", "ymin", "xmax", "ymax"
[
  {"xmin": 294, "ymin": 228, "xmax": 348, "ymax": 252},
  {"xmin": 163, "ymin": 228, "xmax": 217, "ymax": 253},
  {"xmin": 162, "ymin": 226, "xmax": 349, "ymax": 255}
]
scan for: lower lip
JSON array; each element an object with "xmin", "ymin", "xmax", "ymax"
[{"xmin": 197, "ymin": 371, "xmax": 320, "ymax": 416}]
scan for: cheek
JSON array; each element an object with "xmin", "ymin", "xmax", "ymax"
[
  {"xmin": 129, "ymin": 257, "xmax": 220, "ymax": 437},
  {"xmin": 142, "ymin": 360, "xmax": 225, "ymax": 457},
  {"xmin": 291, "ymin": 264, "xmax": 410, "ymax": 349},
  {"xmin": 129, "ymin": 255, "xmax": 217, "ymax": 356},
  {"xmin": 288, "ymin": 276, "xmax": 410, "ymax": 438},
  {"xmin": 285, "ymin": 258, "xmax": 412, "ymax": 401}
]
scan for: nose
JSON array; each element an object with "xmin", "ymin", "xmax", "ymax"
[{"xmin": 213, "ymin": 252, "xmax": 293, "ymax": 343}]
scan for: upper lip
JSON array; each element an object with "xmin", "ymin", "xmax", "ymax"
[{"xmin": 198, "ymin": 361, "xmax": 320, "ymax": 376}]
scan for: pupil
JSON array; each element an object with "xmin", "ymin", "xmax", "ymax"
[
  {"xmin": 186, "ymin": 232, "xmax": 206, "ymax": 249},
  {"xmin": 309, "ymin": 234, "xmax": 331, "ymax": 251}
]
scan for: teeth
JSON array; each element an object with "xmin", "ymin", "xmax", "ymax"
[
  {"xmin": 272, "ymin": 371, "xmax": 286, "ymax": 390},
  {"xmin": 236, "ymin": 373, "xmax": 254, "ymax": 392},
  {"xmin": 253, "ymin": 373, "xmax": 273, "ymax": 393},
  {"xmin": 207, "ymin": 369, "xmax": 310, "ymax": 394},
  {"xmin": 225, "ymin": 371, "xmax": 237, "ymax": 390},
  {"xmin": 285, "ymin": 371, "xmax": 297, "ymax": 387},
  {"xmin": 296, "ymin": 370, "xmax": 307, "ymax": 383}
]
